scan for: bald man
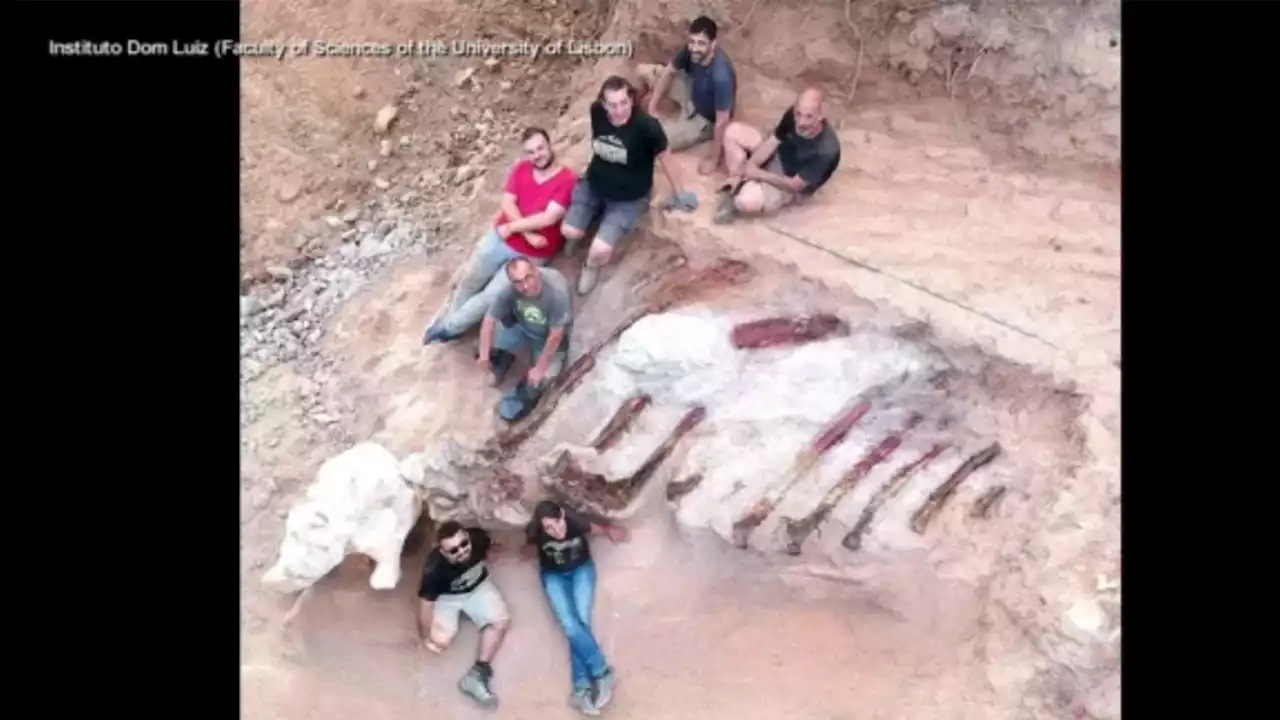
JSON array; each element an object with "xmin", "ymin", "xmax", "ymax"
[{"xmin": 714, "ymin": 88, "xmax": 842, "ymax": 224}]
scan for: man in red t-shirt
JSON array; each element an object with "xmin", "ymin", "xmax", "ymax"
[{"xmin": 424, "ymin": 128, "xmax": 578, "ymax": 343}]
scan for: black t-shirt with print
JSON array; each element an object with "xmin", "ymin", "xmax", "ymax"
[
  {"xmin": 772, "ymin": 107, "xmax": 842, "ymax": 196},
  {"xmin": 584, "ymin": 101, "xmax": 669, "ymax": 203},
  {"xmin": 525, "ymin": 510, "xmax": 594, "ymax": 574},
  {"xmin": 418, "ymin": 527, "xmax": 493, "ymax": 601}
]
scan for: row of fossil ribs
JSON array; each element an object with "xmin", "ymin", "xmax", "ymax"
[{"xmin": 492, "ymin": 311, "xmax": 1006, "ymax": 553}]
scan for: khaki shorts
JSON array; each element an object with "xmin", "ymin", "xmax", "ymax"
[
  {"xmin": 745, "ymin": 155, "xmax": 800, "ymax": 213},
  {"xmin": 430, "ymin": 578, "xmax": 510, "ymax": 643},
  {"xmin": 636, "ymin": 63, "xmax": 715, "ymax": 151}
]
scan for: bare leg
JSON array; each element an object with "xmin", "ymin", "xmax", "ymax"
[
  {"xmin": 477, "ymin": 618, "xmax": 510, "ymax": 663},
  {"xmin": 722, "ymin": 121, "xmax": 765, "ymax": 177}
]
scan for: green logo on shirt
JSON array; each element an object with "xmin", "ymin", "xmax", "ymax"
[{"xmin": 517, "ymin": 301, "xmax": 547, "ymax": 327}]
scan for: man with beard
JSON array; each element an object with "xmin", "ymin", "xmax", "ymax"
[
  {"xmin": 560, "ymin": 75, "xmax": 694, "ymax": 296},
  {"xmin": 713, "ymin": 87, "xmax": 842, "ymax": 224},
  {"xmin": 634, "ymin": 15, "xmax": 737, "ymax": 176},
  {"xmin": 478, "ymin": 257, "xmax": 574, "ymax": 422},
  {"xmin": 417, "ymin": 521, "xmax": 512, "ymax": 708},
  {"xmin": 423, "ymin": 127, "xmax": 577, "ymax": 343}
]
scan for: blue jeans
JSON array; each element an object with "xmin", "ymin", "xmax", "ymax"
[
  {"xmin": 541, "ymin": 560, "xmax": 609, "ymax": 691},
  {"xmin": 493, "ymin": 321, "xmax": 569, "ymax": 388},
  {"xmin": 440, "ymin": 229, "xmax": 548, "ymax": 336}
]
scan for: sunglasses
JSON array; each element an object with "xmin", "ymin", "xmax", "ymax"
[{"xmin": 442, "ymin": 538, "xmax": 471, "ymax": 556}]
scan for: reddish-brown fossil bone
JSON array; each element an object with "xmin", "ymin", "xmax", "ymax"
[
  {"xmin": 780, "ymin": 413, "xmax": 923, "ymax": 555},
  {"xmin": 970, "ymin": 485, "xmax": 1008, "ymax": 519},
  {"xmin": 496, "ymin": 304, "xmax": 664, "ymax": 454},
  {"xmin": 590, "ymin": 394, "xmax": 651, "ymax": 453},
  {"xmin": 665, "ymin": 472, "xmax": 704, "ymax": 502},
  {"xmin": 549, "ymin": 406, "xmax": 707, "ymax": 516},
  {"xmin": 910, "ymin": 443, "xmax": 1003, "ymax": 534},
  {"xmin": 730, "ymin": 314, "xmax": 850, "ymax": 350},
  {"xmin": 728, "ymin": 376, "xmax": 910, "ymax": 549},
  {"xmin": 841, "ymin": 444, "xmax": 949, "ymax": 551}
]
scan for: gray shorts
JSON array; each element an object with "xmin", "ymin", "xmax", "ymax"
[{"xmin": 563, "ymin": 178, "xmax": 651, "ymax": 248}]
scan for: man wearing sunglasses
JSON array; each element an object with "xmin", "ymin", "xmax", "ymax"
[{"xmin": 417, "ymin": 521, "xmax": 512, "ymax": 708}]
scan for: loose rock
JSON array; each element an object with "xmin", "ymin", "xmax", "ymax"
[{"xmin": 373, "ymin": 105, "xmax": 399, "ymax": 134}]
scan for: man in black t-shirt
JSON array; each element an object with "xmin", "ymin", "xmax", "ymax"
[
  {"xmin": 524, "ymin": 500, "xmax": 630, "ymax": 715},
  {"xmin": 561, "ymin": 75, "xmax": 690, "ymax": 297},
  {"xmin": 713, "ymin": 87, "xmax": 843, "ymax": 224},
  {"xmin": 417, "ymin": 521, "xmax": 511, "ymax": 708}
]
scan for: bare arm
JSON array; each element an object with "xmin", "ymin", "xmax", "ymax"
[
  {"xmin": 533, "ymin": 327, "xmax": 566, "ymax": 376},
  {"xmin": 478, "ymin": 314, "xmax": 496, "ymax": 362},
  {"xmin": 648, "ymin": 65, "xmax": 675, "ymax": 113},
  {"xmin": 707, "ymin": 109, "xmax": 732, "ymax": 165},
  {"xmin": 500, "ymin": 202, "xmax": 566, "ymax": 234},
  {"xmin": 417, "ymin": 599, "xmax": 435, "ymax": 640},
  {"xmin": 657, "ymin": 150, "xmax": 682, "ymax": 194},
  {"xmin": 747, "ymin": 136, "xmax": 780, "ymax": 169},
  {"xmin": 499, "ymin": 192, "xmax": 524, "ymax": 222},
  {"xmin": 752, "ymin": 167, "xmax": 807, "ymax": 194}
]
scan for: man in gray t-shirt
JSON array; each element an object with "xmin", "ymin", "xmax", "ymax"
[{"xmin": 479, "ymin": 258, "xmax": 573, "ymax": 421}]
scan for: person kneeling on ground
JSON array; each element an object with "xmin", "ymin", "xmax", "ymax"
[
  {"xmin": 561, "ymin": 75, "xmax": 695, "ymax": 297},
  {"xmin": 477, "ymin": 258, "xmax": 573, "ymax": 422},
  {"xmin": 714, "ymin": 87, "xmax": 842, "ymax": 224},
  {"xmin": 633, "ymin": 15, "xmax": 737, "ymax": 176},
  {"xmin": 424, "ymin": 127, "xmax": 577, "ymax": 344},
  {"xmin": 524, "ymin": 500, "xmax": 630, "ymax": 716},
  {"xmin": 417, "ymin": 521, "xmax": 512, "ymax": 708}
]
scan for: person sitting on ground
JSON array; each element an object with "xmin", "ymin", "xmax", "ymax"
[
  {"xmin": 633, "ymin": 15, "xmax": 737, "ymax": 176},
  {"xmin": 477, "ymin": 258, "xmax": 574, "ymax": 422},
  {"xmin": 561, "ymin": 75, "xmax": 694, "ymax": 297},
  {"xmin": 423, "ymin": 128, "xmax": 577, "ymax": 344},
  {"xmin": 714, "ymin": 87, "xmax": 842, "ymax": 224},
  {"xmin": 523, "ymin": 500, "xmax": 630, "ymax": 716},
  {"xmin": 417, "ymin": 521, "xmax": 512, "ymax": 709}
]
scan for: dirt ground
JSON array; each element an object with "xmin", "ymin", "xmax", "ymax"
[{"xmin": 240, "ymin": 1, "xmax": 1120, "ymax": 718}]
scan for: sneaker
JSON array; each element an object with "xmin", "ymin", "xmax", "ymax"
[
  {"xmin": 590, "ymin": 667, "xmax": 617, "ymax": 710},
  {"xmin": 458, "ymin": 666, "xmax": 499, "ymax": 708},
  {"xmin": 577, "ymin": 265, "xmax": 600, "ymax": 296},
  {"xmin": 569, "ymin": 687, "xmax": 601, "ymax": 716},
  {"xmin": 713, "ymin": 193, "xmax": 738, "ymax": 225},
  {"xmin": 487, "ymin": 350, "xmax": 515, "ymax": 387}
]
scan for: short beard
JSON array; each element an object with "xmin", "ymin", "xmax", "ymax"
[{"xmin": 534, "ymin": 153, "xmax": 555, "ymax": 170}]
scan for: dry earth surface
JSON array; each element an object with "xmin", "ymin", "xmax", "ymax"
[{"xmin": 240, "ymin": 1, "xmax": 1120, "ymax": 719}]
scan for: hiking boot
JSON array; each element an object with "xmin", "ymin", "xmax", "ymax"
[
  {"xmin": 498, "ymin": 380, "xmax": 543, "ymax": 423},
  {"xmin": 569, "ymin": 687, "xmax": 601, "ymax": 716},
  {"xmin": 713, "ymin": 193, "xmax": 739, "ymax": 225},
  {"xmin": 577, "ymin": 265, "xmax": 600, "ymax": 295},
  {"xmin": 590, "ymin": 667, "xmax": 617, "ymax": 710},
  {"xmin": 458, "ymin": 666, "xmax": 498, "ymax": 708}
]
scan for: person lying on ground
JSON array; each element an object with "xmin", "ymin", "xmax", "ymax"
[
  {"xmin": 560, "ymin": 75, "xmax": 694, "ymax": 297},
  {"xmin": 423, "ymin": 127, "xmax": 577, "ymax": 344},
  {"xmin": 477, "ymin": 258, "xmax": 574, "ymax": 422},
  {"xmin": 523, "ymin": 500, "xmax": 630, "ymax": 717},
  {"xmin": 633, "ymin": 15, "xmax": 737, "ymax": 177},
  {"xmin": 417, "ymin": 521, "xmax": 512, "ymax": 709},
  {"xmin": 714, "ymin": 87, "xmax": 842, "ymax": 224}
]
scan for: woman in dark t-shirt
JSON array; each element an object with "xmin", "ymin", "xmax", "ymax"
[{"xmin": 525, "ymin": 500, "xmax": 630, "ymax": 714}]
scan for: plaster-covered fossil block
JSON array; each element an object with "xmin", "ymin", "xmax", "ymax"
[{"xmin": 263, "ymin": 442, "xmax": 421, "ymax": 593}]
